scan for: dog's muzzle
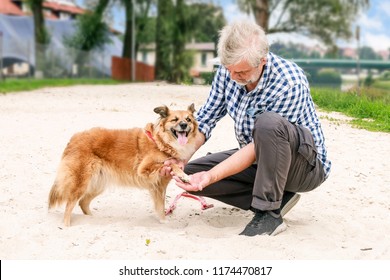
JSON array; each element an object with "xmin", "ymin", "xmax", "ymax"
[{"xmin": 171, "ymin": 122, "xmax": 190, "ymax": 145}]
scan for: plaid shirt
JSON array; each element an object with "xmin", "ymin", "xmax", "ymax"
[{"xmin": 196, "ymin": 52, "xmax": 331, "ymax": 178}]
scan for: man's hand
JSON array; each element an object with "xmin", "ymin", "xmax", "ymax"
[
  {"xmin": 172, "ymin": 171, "xmax": 211, "ymax": 192},
  {"xmin": 160, "ymin": 158, "xmax": 185, "ymax": 177}
]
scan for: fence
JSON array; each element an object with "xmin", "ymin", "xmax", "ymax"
[
  {"xmin": 111, "ymin": 56, "xmax": 155, "ymax": 82},
  {"xmin": 0, "ymin": 42, "xmax": 110, "ymax": 79},
  {"xmin": 0, "ymin": 14, "xmax": 122, "ymax": 80}
]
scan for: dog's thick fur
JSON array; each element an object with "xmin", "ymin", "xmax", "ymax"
[{"xmin": 48, "ymin": 104, "xmax": 198, "ymax": 226}]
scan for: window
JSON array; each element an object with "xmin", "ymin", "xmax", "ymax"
[
  {"xmin": 201, "ymin": 53, "xmax": 207, "ymax": 67},
  {"xmin": 142, "ymin": 51, "xmax": 148, "ymax": 63}
]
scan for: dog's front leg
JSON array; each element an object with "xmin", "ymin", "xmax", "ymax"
[
  {"xmin": 137, "ymin": 158, "xmax": 163, "ymax": 177},
  {"xmin": 170, "ymin": 164, "xmax": 191, "ymax": 183}
]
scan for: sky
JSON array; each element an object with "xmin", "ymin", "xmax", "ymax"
[{"xmin": 75, "ymin": 0, "xmax": 390, "ymax": 52}]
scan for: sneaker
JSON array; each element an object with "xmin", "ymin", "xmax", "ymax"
[
  {"xmin": 239, "ymin": 210, "xmax": 287, "ymax": 236},
  {"xmin": 280, "ymin": 191, "xmax": 300, "ymax": 217}
]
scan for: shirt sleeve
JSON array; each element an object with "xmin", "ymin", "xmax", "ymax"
[{"xmin": 196, "ymin": 65, "xmax": 228, "ymax": 141}]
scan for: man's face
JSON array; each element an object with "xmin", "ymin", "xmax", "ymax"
[{"xmin": 226, "ymin": 59, "xmax": 266, "ymax": 86}]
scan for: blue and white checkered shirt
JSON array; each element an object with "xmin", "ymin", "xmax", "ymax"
[{"xmin": 196, "ymin": 52, "xmax": 331, "ymax": 178}]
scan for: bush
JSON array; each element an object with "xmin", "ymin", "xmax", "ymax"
[
  {"xmin": 312, "ymin": 69, "xmax": 342, "ymax": 87},
  {"xmin": 379, "ymin": 71, "xmax": 390, "ymax": 80},
  {"xmin": 199, "ymin": 72, "xmax": 215, "ymax": 85},
  {"xmin": 364, "ymin": 73, "xmax": 374, "ymax": 87}
]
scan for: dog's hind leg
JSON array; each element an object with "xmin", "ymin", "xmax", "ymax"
[
  {"xmin": 79, "ymin": 166, "xmax": 106, "ymax": 216},
  {"xmin": 64, "ymin": 199, "xmax": 78, "ymax": 227},
  {"xmin": 62, "ymin": 167, "xmax": 94, "ymax": 226},
  {"xmin": 79, "ymin": 189, "xmax": 104, "ymax": 216}
]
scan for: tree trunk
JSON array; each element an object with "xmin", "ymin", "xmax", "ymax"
[
  {"xmin": 30, "ymin": 0, "xmax": 48, "ymax": 76},
  {"xmin": 155, "ymin": 0, "xmax": 173, "ymax": 80},
  {"xmin": 252, "ymin": 0, "xmax": 269, "ymax": 31},
  {"xmin": 122, "ymin": 0, "xmax": 133, "ymax": 58},
  {"xmin": 172, "ymin": 0, "xmax": 186, "ymax": 83}
]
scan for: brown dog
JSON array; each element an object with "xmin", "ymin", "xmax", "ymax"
[{"xmin": 48, "ymin": 104, "xmax": 198, "ymax": 226}]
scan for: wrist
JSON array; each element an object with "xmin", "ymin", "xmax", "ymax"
[{"xmin": 207, "ymin": 169, "xmax": 218, "ymax": 185}]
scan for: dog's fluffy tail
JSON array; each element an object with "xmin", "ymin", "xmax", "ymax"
[
  {"xmin": 48, "ymin": 181, "xmax": 64, "ymax": 209},
  {"xmin": 48, "ymin": 160, "xmax": 71, "ymax": 209}
]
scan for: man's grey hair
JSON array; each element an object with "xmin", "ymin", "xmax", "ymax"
[{"xmin": 217, "ymin": 20, "xmax": 269, "ymax": 67}]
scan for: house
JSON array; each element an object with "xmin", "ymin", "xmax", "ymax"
[
  {"xmin": 0, "ymin": 0, "xmax": 87, "ymax": 77},
  {"xmin": 137, "ymin": 42, "xmax": 216, "ymax": 76},
  {"xmin": 0, "ymin": 0, "xmax": 85, "ymax": 19},
  {"xmin": 1, "ymin": 1, "xmax": 216, "ymax": 81},
  {"xmin": 0, "ymin": 0, "xmax": 25, "ymax": 16}
]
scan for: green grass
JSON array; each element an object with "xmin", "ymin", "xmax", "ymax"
[
  {"xmin": 0, "ymin": 78, "xmax": 121, "ymax": 94},
  {"xmin": 373, "ymin": 80, "xmax": 390, "ymax": 90},
  {"xmin": 311, "ymin": 87, "xmax": 390, "ymax": 132}
]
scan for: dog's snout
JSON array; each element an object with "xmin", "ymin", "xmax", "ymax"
[{"xmin": 179, "ymin": 121, "xmax": 188, "ymax": 130}]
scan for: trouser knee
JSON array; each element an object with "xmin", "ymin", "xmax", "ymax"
[{"xmin": 253, "ymin": 112, "xmax": 289, "ymax": 141}]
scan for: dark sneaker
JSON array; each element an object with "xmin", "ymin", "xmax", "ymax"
[
  {"xmin": 281, "ymin": 191, "xmax": 300, "ymax": 217},
  {"xmin": 239, "ymin": 211, "xmax": 287, "ymax": 236}
]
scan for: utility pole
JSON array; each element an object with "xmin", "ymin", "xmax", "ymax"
[
  {"xmin": 356, "ymin": 25, "xmax": 360, "ymax": 95},
  {"xmin": 131, "ymin": 0, "xmax": 136, "ymax": 81},
  {"xmin": 0, "ymin": 31, "xmax": 3, "ymax": 81}
]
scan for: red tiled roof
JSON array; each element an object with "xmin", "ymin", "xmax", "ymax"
[
  {"xmin": 0, "ymin": 0, "xmax": 25, "ymax": 16},
  {"xmin": 0, "ymin": 0, "xmax": 85, "ymax": 17},
  {"xmin": 43, "ymin": 2, "xmax": 85, "ymax": 15}
]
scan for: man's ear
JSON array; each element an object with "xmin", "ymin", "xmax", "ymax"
[{"xmin": 153, "ymin": 105, "xmax": 169, "ymax": 118}]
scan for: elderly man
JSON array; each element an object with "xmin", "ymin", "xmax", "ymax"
[{"xmin": 166, "ymin": 20, "xmax": 331, "ymax": 236}]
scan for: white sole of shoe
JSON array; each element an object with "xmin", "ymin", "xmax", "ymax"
[
  {"xmin": 281, "ymin": 193, "xmax": 301, "ymax": 217},
  {"xmin": 270, "ymin": 221, "xmax": 287, "ymax": 236}
]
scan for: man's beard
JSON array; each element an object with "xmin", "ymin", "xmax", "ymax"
[{"xmin": 234, "ymin": 69, "xmax": 262, "ymax": 86}]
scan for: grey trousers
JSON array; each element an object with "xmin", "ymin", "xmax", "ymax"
[{"xmin": 185, "ymin": 112, "xmax": 326, "ymax": 211}]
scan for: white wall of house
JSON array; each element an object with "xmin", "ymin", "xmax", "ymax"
[
  {"xmin": 192, "ymin": 51, "xmax": 215, "ymax": 74},
  {"xmin": 137, "ymin": 42, "xmax": 216, "ymax": 76}
]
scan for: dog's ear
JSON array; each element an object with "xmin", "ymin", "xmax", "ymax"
[
  {"xmin": 154, "ymin": 105, "xmax": 169, "ymax": 118},
  {"xmin": 188, "ymin": 103, "xmax": 196, "ymax": 114}
]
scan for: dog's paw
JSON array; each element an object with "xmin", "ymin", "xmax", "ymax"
[
  {"xmin": 178, "ymin": 174, "xmax": 191, "ymax": 183},
  {"xmin": 170, "ymin": 164, "xmax": 191, "ymax": 183},
  {"xmin": 158, "ymin": 218, "xmax": 168, "ymax": 224}
]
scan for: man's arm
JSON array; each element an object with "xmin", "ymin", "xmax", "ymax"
[{"xmin": 173, "ymin": 143, "xmax": 256, "ymax": 191}]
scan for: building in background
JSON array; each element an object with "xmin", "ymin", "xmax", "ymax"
[
  {"xmin": 138, "ymin": 42, "xmax": 216, "ymax": 78},
  {"xmin": 1, "ymin": 0, "xmax": 217, "ymax": 81},
  {"xmin": 0, "ymin": 0, "xmax": 85, "ymax": 19}
]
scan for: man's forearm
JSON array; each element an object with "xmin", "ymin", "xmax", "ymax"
[{"xmin": 208, "ymin": 143, "xmax": 255, "ymax": 184}]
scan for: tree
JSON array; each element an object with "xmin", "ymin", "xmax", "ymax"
[
  {"xmin": 121, "ymin": 0, "xmax": 155, "ymax": 58},
  {"xmin": 155, "ymin": 0, "xmax": 174, "ymax": 80},
  {"xmin": 64, "ymin": 0, "xmax": 111, "ymax": 76},
  {"xmin": 154, "ymin": 1, "xmax": 226, "ymax": 82},
  {"xmin": 187, "ymin": 4, "xmax": 226, "ymax": 43},
  {"xmin": 237, "ymin": 0, "xmax": 370, "ymax": 46},
  {"xmin": 65, "ymin": 0, "xmax": 111, "ymax": 52},
  {"xmin": 171, "ymin": 0, "xmax": 190, "ymax": 83},
  {"xmin": 359, "ymin": 46, "xmax": 381, "ymax": 60},
  {"xmin": 122, "ymin": 0, "xmax": 135, "ymax": 59},
  {"xmin": 270, "ymin": 42, "xmax": 321, "ymax": 59},
  {"xmin": 26, "ymin": 0, "xmax": 50, "ymax": 75}
]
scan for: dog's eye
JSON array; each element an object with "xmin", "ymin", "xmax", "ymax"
[
  {"xmin": 171, "ymin": 118, "xmax": 179, "ymax": 122},
  {"xmin": 186, "ymin": 117, "xmax": 192, "ymax": 122}
]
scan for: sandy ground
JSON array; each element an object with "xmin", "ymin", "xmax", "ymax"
[{"xmin": 0, "ymin": 82, "xmax": 389, "ymax": 260}]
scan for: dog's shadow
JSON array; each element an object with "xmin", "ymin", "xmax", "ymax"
[{"xmin": 48, "ymin": 203, "xmax": 251, "ymax": 237}]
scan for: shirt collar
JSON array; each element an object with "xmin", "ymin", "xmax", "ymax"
[{"xmin": 252, "ymin": 52, "xmax": 271, "ymax": 93}]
